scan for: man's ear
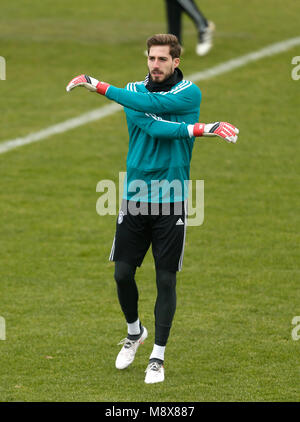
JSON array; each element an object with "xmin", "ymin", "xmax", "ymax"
[{"xmin": 174, "ymin": 57, "xmax": 180, "ymax": 68}]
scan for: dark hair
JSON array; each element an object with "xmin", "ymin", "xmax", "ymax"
[{"xmin": 146, "ymin": 34, "xmax": 181, "ymax": 58}]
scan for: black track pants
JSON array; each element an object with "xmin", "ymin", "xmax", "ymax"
[
  {"xmin": 114, "ymin": 261, "xmax": 177, "ymax": 346},
  {"xmin": 165, "ymin": 0, "xmax": 208, "ymax": 44}
]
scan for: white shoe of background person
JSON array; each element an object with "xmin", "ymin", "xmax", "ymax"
[
  {"xmin": 144, "ymin": 359, "xmax": 165, "ymax": 384},
  {"xmin": 115, "ymin": 326, "xmax": 148, "ymax": 370},
  {"xmin": 196, "ymin": 21, "xmax": 216, "ymax": 56}
]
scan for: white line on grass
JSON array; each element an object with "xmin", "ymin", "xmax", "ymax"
[
  {"xmin": 188, "ymin": 36, "xmax": 300, "ymax": 82},
  {"xmin": 0, "ymin": 103, "xmax": 122, "ymax": 155},
  {"xmin": 1, "ymin": 36, "xmax": 300, "ymax": 155}
]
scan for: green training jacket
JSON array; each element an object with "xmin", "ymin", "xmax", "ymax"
[{"xmin": 106, "ymin": 79, "xmax": 201, "ymax": 203}]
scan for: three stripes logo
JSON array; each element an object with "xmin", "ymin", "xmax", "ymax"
[{"xmin": 176, "ymin": 218, "xmax": 184, "ymax": 226}]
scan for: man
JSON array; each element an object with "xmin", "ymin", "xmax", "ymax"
[
  {"xmin": 66, "ymin": 34, "xmax": 238, "ymax": 384},
  {"xmin": 165, "ymin": 0, "xmax": 215, "ymax": 56}
]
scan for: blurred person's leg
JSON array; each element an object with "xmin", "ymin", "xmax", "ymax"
[
  {"xmin": 165, "ymin": 0, "xmax": 183, "ymax": 45},
  {"xmin": 177, "ymin": 0, "xmax": 208, "ymax": 34},
  {"xmin": 177, "ymin": 0, "xmax": 214, "ymax": 56}
]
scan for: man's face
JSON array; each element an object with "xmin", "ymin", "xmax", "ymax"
[{"xmin": 147, "ymin": 45, "xmax": 180, "ymax": 83}]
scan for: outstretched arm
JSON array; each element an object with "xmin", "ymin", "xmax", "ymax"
[
  {"xmin": 66, "ymin": 75, "xmax": 239, "ymax": 143},
  {"xmin": 66, "ymin": 74, "xmax": 200, "ymax": 114},
  {"xmin": 125, "ymin": 108, "xmax": 190, "ymax": 140},
  {"xmin": 126, "ymin": 108, "xmax": 239, "ymax": 143}
]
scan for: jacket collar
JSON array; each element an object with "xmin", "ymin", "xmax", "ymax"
[{"xmin": 145, "ymin": 68, "xmax": 183, "ymax": 92}]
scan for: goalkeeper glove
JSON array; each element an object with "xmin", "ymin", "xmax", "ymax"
[
  {"xmin": 66, "ymin": 74, "xmax": 110, "ymax": 95},
  {"xmin": 190, "ymin": 122, "xmax": 239, "ymax": 143}
]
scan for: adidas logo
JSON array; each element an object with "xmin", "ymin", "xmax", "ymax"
[{"xmin": 176, "ymin": 218, "xmax": 184, "ymax": 226}]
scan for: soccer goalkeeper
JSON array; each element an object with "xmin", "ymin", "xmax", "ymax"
[{"xmin": 66, "ymin": 34, "xmax": 239, "ymax": 384}]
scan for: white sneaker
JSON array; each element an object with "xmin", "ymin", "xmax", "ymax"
[
  {"xmin": 196, "ymin": 21, "xmax": 215, "ymax": 56},
  {"xmin": 144, "ymin": 361, "xmax": 165, "ymax": 384},
  {"xmin": 115, "ymin": 326, "xmax": 148, "ymax": 370}
]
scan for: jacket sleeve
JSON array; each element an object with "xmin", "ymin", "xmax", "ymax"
[
  {"xmin": 105, "ymin": 82, "xmax": 201, "ymax": 115},
  {"xmin": 124, "ymin": 107, "xmax": 191, "ymax": 139}
]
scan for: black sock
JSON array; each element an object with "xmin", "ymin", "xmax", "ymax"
[
  {"xmin": 149, "ymin": 357, "xmax": 164, "ymax": 365},
  {"xmin": 127, "ymin": 323, "xmax": 143, "ymax": 341}
]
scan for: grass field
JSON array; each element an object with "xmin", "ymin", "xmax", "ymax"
[{"xmin": 0, "ymin": 0, "xmax": 300, "ymax": 402}]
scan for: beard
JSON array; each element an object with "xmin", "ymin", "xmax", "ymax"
[
  {"xmin": 145, "ymin": 67, "xmax": 183, "ymax": 93},
  {"xmin": 149, "ymin": 67, "xmax": 173, "ymax": 83}
]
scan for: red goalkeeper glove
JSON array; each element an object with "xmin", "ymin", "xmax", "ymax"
[
  {"xmin": 190, "ymin": 122, "xmax": 239, "ymax": 143},
  {"xmin": 66, "ymin": 74, "xmax": 110, "ymax": 95}
]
